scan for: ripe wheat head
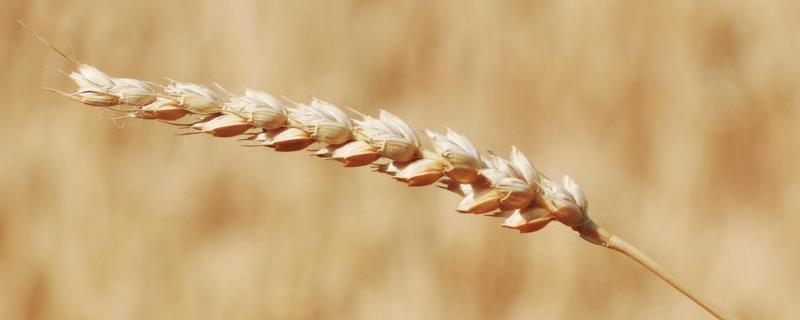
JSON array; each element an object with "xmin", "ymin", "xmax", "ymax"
[
  {"xmin": 24, "ymin": 21, "xmax": 733, "ymax": 319},
  {"xmin": 51, "ymin": 61, "xmax": 592, "ymax": 238}
]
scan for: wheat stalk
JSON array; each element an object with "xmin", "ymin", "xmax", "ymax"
[{"xmin": 22, "ymin": 21, "xmax": 733, "ymax": 319}]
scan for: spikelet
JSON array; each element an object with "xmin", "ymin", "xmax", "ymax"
[
  {"xmin": 195, "ymin": 114, "xmax": 252, "ymax": 137},
  {"xmin": 288, "ymin": 98, "xmax": 352, "ymax": 145},
  {"xmin": 262, "ymin": 127, "xmax": 315, "ymax": 151},
  {"xmin": 480, "ymin": 151, "xmax": 537, "ymax": 210},
  {"xmin": 393, "ymin": 150, "xmax": 447, "ymax": 187},
  {"xmin": 326, "ymin": 140, "xmax": 381, "ymax": 167},
  {"xmin": 352, "ymin": 110, "xmax": 420, "ymax": 162},
  {"xmin": 502, "ymin": 207, "xmax": 553, "ymax": 233},
  {"xmin": 132, "ymin": 97, "xmax": 189, "ymax": 121},
  {"xmin": 69, "ymin": 64, "xmax": 115, "ymax": 89},
  {"xmin": 109, "ymin": 78, "xmax": 158, "ymax": 106},
  {"xmin": 63, "ymin": 89, "xmax": 119, "ymax": 107},
  {"xmin": 457, "ymin": 187, "xmax": 503, "ymax": 214},
  {"xmin": 545, "ymin": 176, "xmax": 588, "ymax": 227},
  {"xmin": 510, "ymin": 146, "xmax": 542, "ymax": 190},
  {"xmin": 59, "ymin": 64, "xmax": 119, "ymax": 107},
  {"xmin": 224, "ymin": 89, "xmax": 287, "ymax": 130},
  {"xmin": 165, "ymin": 82, "xmax": 224, "ymax": 114},
  {"xmin": 426, "ymin": 128, "xmax": 483, "ymax": 184}
]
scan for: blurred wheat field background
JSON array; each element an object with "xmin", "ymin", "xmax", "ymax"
[{"xmin": 1, "ymin": 0, "xmax": 799, "ymax": 319}]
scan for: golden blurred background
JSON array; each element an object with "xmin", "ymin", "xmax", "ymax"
[{"xmin": 2, "ymin": 0, "xmax": 799, "ymax": 319}]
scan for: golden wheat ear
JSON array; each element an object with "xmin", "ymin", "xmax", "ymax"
[{"xmin": 21, "ymin": 20, "xmax": 734, "ymax": 320}]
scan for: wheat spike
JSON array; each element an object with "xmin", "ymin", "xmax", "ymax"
[
  {"xmin": 24, "ymin": 21, "xmax": 733, "ymax": 319},
  {"xmin": 61, "ymin": 62, "xmax": 583, "ymax": 232}
]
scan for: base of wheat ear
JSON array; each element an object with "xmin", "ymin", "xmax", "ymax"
[{"xmin": 26, "ymin": 22, "xmax": 733, "ymax": 319}]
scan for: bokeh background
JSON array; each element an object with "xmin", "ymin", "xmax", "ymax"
[{"xmin": 2, "ymin": 1, "xmax": 799, "ymax": 319}]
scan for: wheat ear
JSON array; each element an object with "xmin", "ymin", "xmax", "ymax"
[{"xmin": 23, "ymin": 22, "xmax": 733, "ymax": 319}]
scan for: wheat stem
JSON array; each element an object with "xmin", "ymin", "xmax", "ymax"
[
  {"xmin": 610, "ymin": 237, "xmax": 732, "ymax": 319},
  {"xmin": 576, "ymin": 220, "xmax": 733, "ymax": 319}
]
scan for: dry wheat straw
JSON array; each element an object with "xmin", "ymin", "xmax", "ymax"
[{"xmin": 23, "ymin": 21, "xmax": 734, "ymax": 319}]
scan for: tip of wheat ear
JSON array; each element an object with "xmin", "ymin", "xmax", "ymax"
[{"xmin": 56, "ymin": 60, "xmax": 593, "ymax": 234}]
